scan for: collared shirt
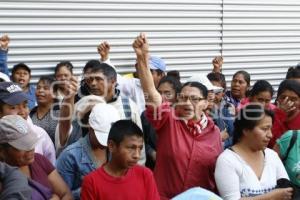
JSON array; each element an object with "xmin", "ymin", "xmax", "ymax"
[{"xmin": 56, "ymin": 135, "xmax": 104, "ymax": 200}]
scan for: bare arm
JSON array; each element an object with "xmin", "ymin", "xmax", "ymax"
[
  {"xmin": 58, "ymin": 76, "xmax": 78, "ymax": 147},
  {"xmin": 240, "ymin": 188, "xmax": 293, "ymax": 200},
  {"xmin": 132, "ymin": 33, "xmax": 162, "ymax": 107},
  {"xmin": 48, "ymin": 170, "xmax": 73, "ymax": 200}
]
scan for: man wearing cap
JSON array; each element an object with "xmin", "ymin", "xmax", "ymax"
[
  {"xmin": 0, "ymin": 82, "xmax": 56, "ymax": 165},
  {"xmin": 98, "ymin": 41, "xmax": 166, "ymax": 113},
  {"xmin": 56, "ymin": 102, "xmax": 121, "ymax": 200}
]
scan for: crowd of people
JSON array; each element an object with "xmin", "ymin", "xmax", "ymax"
[{"xmin": 0, "ymin": 32, "xmax": 300, "ymax": 200}]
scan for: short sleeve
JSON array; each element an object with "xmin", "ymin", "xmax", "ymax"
[
  {"xmin": 34, "ymin": 153, "xmax": 55, "ymax": 175},
  {"xmin": 214, "ymin": 151, "xmax": 241, "ymax": 200}
]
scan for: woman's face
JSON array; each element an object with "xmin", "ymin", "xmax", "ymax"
[
  {"xmin": 176, "ymin": 85, "xmax": 208, "ymax": 120},
  {"xmin": 277, "ymin": 90, "xmax": 300, "ymax": 113},
  {"xmin": 36, "ymin": 81, "xmax": 54, "ymax": 105},
  {"xmin": 2, "ymin": 146, "xmax": 35, "ymax": 167},
  {"xmin": 231, "ymin": 73, "xmax": 249, "ymax": 99},
  {"xmin": 250, "ymin": 91, "xmax": 272, "ymax": 109},
  {"xmin": 244, "ymin": 115, "xmax": 273, "ymax": 150},
  {"xmin": 158, "ymin": 82, "xmax": 177, "ymax": 104},
  {"xmin": 55, "ymin": 66, "xmax": 72, "ymax": 87}
]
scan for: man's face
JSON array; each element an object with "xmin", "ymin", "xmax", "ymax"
[
  {"xmin": 109, "ymin": 135, "xmax": 143, "ymax": 169},
  {"xmin": 84, "ymin": 72, "xmax": 116, "ymax": 99}
]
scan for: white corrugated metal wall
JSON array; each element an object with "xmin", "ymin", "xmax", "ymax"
[
  {"xmin": 223, "ymin": 0, "xmax": 300, "ymax": 90},
  {"xmin": 0, "ymin": 0, "xmax": 223, "ymax": 83},
  {"xmin": 1, "ymin": 0, "xmax": 300, "ymax": 90}
]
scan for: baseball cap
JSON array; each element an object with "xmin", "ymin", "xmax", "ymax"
[
  {"xmin": 0, "ymin": 72, "xmax": 10, "ymax": 82},
  {"xmin": 12, "ymin": 63, "xmax": 31, "ymax": 75},
  {"xmin": 88, "ymin": 103, "xmax": 121, "ymax": 146},
  {"xmin": 187, "ymin": 74, "xmax": 223, "ymax": 93},
  {"xmin": 0, "ymin": 82, "xmax": 30, "ymax": 105},
  {"xmin": 0, "ymin": 115, "xmax": 40, "ymax": 151},
  {"xmin": 149, "ymin": 56, "xmax": 166, "ymax": 72}
]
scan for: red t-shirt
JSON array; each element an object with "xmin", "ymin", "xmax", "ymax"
[
  {"xmin": 30, "ymin": 153, "xmax": 55, "ymax": 190},
  {"xmin": 81, "ymin": 165, "xmax": 160, "ymax": 200},
  {"xmin": 146, "ymin": 103, "xmax": 223, "ymax": 199},
  {"xmin": 269, "ymin": 108, "xmax": 300, "ymax": 147}
]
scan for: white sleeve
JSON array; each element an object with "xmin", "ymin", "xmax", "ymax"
[
  {"xmin": 215, "ymin": 152, "xmax": 241, "ymax": 200},
  {"xmin": 101, "ymin": 58, "xmax": 136, "ymax": 98},
  {"xmin": 55, "ymin": 123, "xmax": 73, "ymax": 151}
]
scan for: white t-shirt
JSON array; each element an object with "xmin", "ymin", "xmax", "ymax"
[{"xmin": 214, "ymin": 148, "xmax": 289, "ymax": 200}]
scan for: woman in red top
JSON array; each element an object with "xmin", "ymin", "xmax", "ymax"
[
  {"xmin": 133, "ymin": 33, "xmax": 222, "ymax": 200},
  {"xmin": 269, "ymin": 79, "xmax": 300, "ymax": 147}
]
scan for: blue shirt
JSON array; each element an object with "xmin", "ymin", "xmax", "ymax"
[
  {"xmin": 0, "ymin": 49, "xmax": 9, "ymax": 75},
  {"xmin": 210, "ymin": 100, "xmax": 235, "ymax": 149},
  {"xmin": 56, "ymin": 135, "xmax": 104, "ymax": 200},
  {"xmin": 26, "ymin": 85, "xmax": 37, "ymax": 110}
]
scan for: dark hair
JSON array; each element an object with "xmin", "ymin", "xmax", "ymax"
[
  {"xmin": 83, "ymin": 60, "xmax": 101, "ymax": 74},
  {"xmin": 233, "ymin": 70, "xmax": 251, "ymax": 86},
  {"xmin": 54, "ymin": 61, "xmax": 73, "ymax": 75},
  {"xmin": 286, "ymin": 67, "xmax": 300, "ymax": 80},
  {"xmin": 37, "ymin": 75, "xmax": 56, "ymax": 86},
  {"xmin": 11, "ymin": 63, "xmax": 31, "ymax": 75},
  {"xmin": 150, "ymin": 69, "xmax": 164, "ymax": 76},
  {"xmin": 181, "ymin": 82, "xmax": 208, "ymax": 99},
  {"xmin": 108, "ymin": 120, "xmax": 144, "ymax": 146},
  {"xmin": 233, "ymin": 104, "xmax": 274, "ymax": 145},
  {"xmin": 167, "ymin": 70, "xmax": 180, "ymax": 82},
  {"xmin": 158, "ymin": 76, "xmax": 182, "ymax": 95},
  {"xmin": 277, "ymin": 79, "xmax": 300, "ymax": 98},
  {"xmin": 207, "ymin": 72, "xmax": 226, "ymax": 89},
  {"xmin": 90, "ymin": 62, "xmax": 117, "ymax": 81},
  {"xmin": 250, "ymin": 80, "xmax": 274, "ymax": 98}
]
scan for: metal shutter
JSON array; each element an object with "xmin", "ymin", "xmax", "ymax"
[
  {"xmin": 0, "ymin": 0, "xmax": 223, "ymax": 83},
  {"xmin": 222, "ymin": 0, "xmax": 300, "ymax": 91}
]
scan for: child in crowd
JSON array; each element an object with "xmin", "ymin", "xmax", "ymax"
[
  {"xmin": 81, "ymin": 120, "xmax": 160, "ymax": 200},
  {"xmin": 11, "ymin": 63, "xmax": 37, "ymax": 110}
]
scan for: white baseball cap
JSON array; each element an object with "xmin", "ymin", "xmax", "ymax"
[{"xmin": 88, "ymin": 103, "xmax": 120, "ymax": 146}]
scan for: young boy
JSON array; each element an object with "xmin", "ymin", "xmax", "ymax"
[
  {"xmin": 81, "ymin": 120, "xmax": 160, "ymax": 200},
  {"xmin": 11, "ymin": 63, "xmax": 36, "ymax": 110}
]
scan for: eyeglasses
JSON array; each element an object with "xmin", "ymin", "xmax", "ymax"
[{"xmin": 177, "ymin": 94, "xmax": 206, "ymax": 103}]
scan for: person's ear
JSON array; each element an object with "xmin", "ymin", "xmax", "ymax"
[{"xmin": 107, "ymin": 140, "xmax": 116, "ymax": 153}]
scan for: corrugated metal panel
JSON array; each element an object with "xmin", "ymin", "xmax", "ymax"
[
  {"xmin": 223, "ymin": 0, "xmax": 300, "ymax": 90},
  {"xmin": 0, "ymin": 0, "xmax": 223, "ymax": 83}
]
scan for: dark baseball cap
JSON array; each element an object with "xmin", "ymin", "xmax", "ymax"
[{"xmin": 0, "ymin": 82, "xmax": 30, "ymax": 105}]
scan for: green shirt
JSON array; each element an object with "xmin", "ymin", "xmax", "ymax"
[{"xmin": 277, "ymin": 130, "xmax": 300, "ymax": 187}]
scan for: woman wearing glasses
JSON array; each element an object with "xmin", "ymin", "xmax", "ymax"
[{"xmin": 132, "ymin": 33, "xmax": 222, "ymax": 200}]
